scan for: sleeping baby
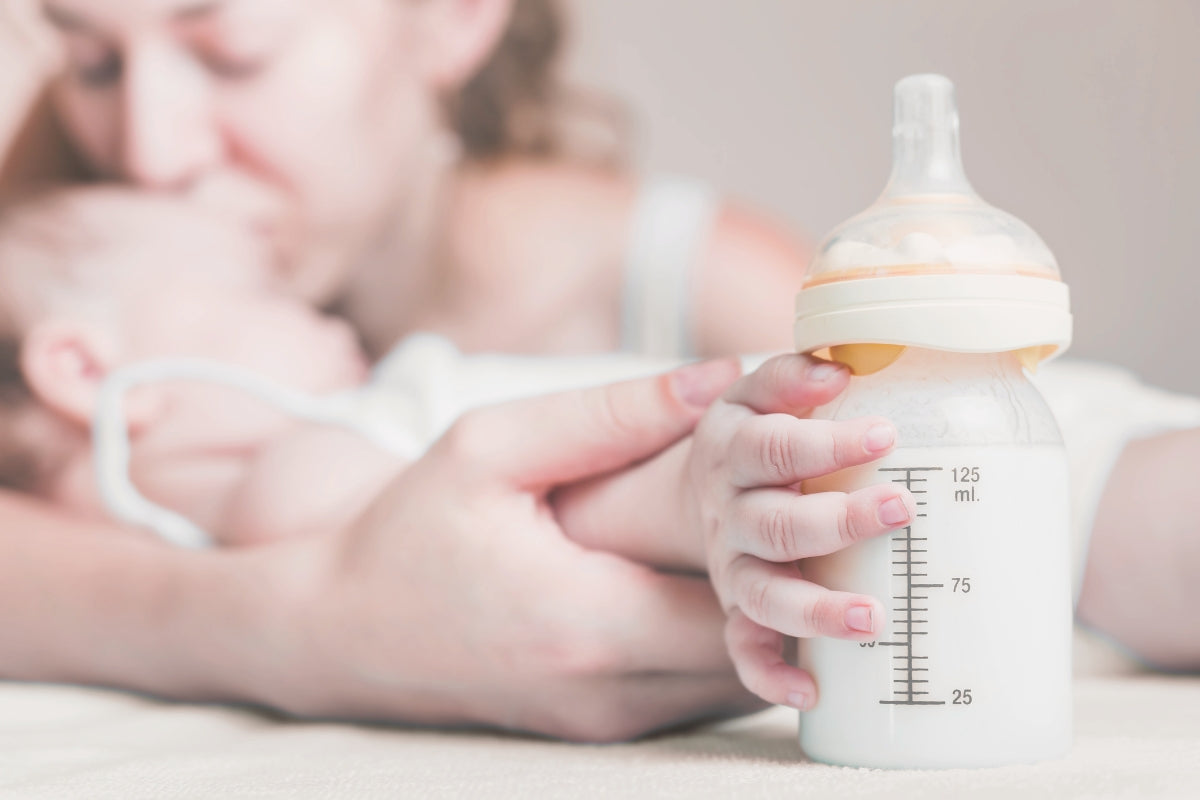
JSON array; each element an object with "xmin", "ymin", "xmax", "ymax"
[{"xmin": 0, "ymin": 187, "xmax": 916, "ymax": 709}]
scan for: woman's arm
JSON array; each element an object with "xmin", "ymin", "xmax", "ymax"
[{"xmin": 0, "ymin": 490, "xmax": 302, "ymax": 707}]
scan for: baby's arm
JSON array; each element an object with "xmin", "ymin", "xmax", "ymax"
[
  {"xmin": 1077, "ymin": 427, "xmax": 1200, "ymax": 671},
  {"xmin": 219, "ymin": 425, "xmax": 407, "ymax": 546},
  {"xmin": 553, "ymin": 437, "xmax": 701, "ymax": 571}
]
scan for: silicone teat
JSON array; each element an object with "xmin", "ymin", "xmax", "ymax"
[
  {"xmin": 882, "ymin": 74, "xmax": 974, "ymax": 198},
  {"xmin": 794, "ymin": 74, "xmax": 1072, "ymax": 376},
  {"xmin": 802, "ymin": 74, "xmax": 1061, "ymax": 289}
]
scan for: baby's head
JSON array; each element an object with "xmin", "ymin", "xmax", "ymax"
[{"xmin": 0, "ymin": 187, "xmax": 368, "ymax": 518}]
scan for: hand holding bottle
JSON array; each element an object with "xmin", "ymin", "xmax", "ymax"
[{"xmin": 683, "ymin": 354, "xmax": 915, "ymax": 710}]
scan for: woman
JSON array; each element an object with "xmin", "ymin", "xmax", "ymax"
[
  {"xmin": 0, "ymin": 0, "xmax": 817, "ymax": 741},
  {"xmin": 0, "ymin": 0, "xmax": 1195, "ymax": 740}
]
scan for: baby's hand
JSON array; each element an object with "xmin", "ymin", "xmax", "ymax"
[{"xmin": 687, "ymin": 354, "xmax": 915, "ymax": 711}]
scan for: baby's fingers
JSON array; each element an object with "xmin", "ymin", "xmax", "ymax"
[
  {"xmin": 725, "ymin": 555, "xmax": 883, "ymax": 640},
  {"xmin": 729, "ymin": 414, "xmax": 897, "ymax": 489},
  {"xmin": 729, "ymin": 484, "xmax": 914, "ymax": 562},
  {"xmin": 725, "ymin": 609, "xmax": 818, "ymax": 710}
]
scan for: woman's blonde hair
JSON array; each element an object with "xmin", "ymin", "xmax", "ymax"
[{"xmin": 449, "ymin": 0, "xmax": 623, "ymax": 162}]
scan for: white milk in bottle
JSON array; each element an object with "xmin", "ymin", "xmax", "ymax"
[{"xmin": 800, "ymin": 348, "xmax": 1072, "ymax": 768}]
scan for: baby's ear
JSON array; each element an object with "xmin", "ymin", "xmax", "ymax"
[
  {"xmin": 21, "ymin": 319, "xmax": 116, "ymax": 429},
  {"xmin": 20, "ymin": 319, "xmax": 162, "ymax": 433}
]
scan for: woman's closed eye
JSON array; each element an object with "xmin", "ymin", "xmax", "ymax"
[
  {"xmin": 64, "ymin": 36, "xmax": 122, "ymax": 88},
  {"xmin": 195, "ymin": 45, "xmax": 270, "ymax": 81},
  {"xmin": 61, "ymin": 35, "xmax": 272, "ymax": 89}
]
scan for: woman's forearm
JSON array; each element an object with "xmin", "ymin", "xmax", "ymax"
[{"xmin": 0, "ymin": 491, "xmax": 308, "ymax": 708}]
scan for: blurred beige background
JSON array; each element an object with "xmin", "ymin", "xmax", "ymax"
[{"xmin": 567, "ymin": 0, "xmax": 1200, "ymax": 395}]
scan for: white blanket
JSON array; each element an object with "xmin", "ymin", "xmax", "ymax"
[{"xmin": 0, "ymin": 656, "xmax": 1195, "ymax": 799}]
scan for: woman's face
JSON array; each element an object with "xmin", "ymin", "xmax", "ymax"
[{"xmin": 43, "ymin": 0, "xmax": 446, "ymax": 304}]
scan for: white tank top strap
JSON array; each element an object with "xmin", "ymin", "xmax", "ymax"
[{"xmin": 621, "ymin": 175, "xmax": 722, "ymax": 358}]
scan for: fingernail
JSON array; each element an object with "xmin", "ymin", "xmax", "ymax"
[
  {"xmin": 864, "ymin": 423, "xmax": 895, "ymax": 453},
  {"xmin": 845, "ymin": 605, "xmax": 875, "ymax": 634},
  {"xmin": 808, "ymin": 361, "xmax": 846, "ymax": 383},
  {"xmin": 673, "ymin": 359, "xmax": 738, "ymax": 408},
  {"xmin": 878, "ymin": 496, "xmax": 912, "ymax": 526},
  {"xmin": 786, "ymin": 692, "xmax": 812, "ymax": 711}
]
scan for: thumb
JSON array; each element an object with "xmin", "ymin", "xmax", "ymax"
[{"xmin": 447, "ymin": 358, "xmax": 742, "ymax": 490}]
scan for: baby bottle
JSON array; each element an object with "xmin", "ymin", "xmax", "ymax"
[{"xmin": 793, "ymin": 74, "xmax": 1074, "ymax": 769}]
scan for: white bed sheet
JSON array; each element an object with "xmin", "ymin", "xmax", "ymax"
[{"xmin": 0, "ymin": 634, "xmax": 1195, "ymax": 800}]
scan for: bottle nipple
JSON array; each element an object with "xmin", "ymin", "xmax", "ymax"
[
  {"xmin": 793, "ymin": 73, "xmax": 1073, "ymax": 376},
  {"xmin": 883, "ymin": 74, "xmax": 974, "ymax": 199}
]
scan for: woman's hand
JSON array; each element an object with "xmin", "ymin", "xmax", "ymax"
[
  {"xmin": 1, "ymin": 1, "xmax": 67, "ymax": 187},
  {"xmin": 272, "ymin": 359, "xmax": 764, "ymax": 742}
]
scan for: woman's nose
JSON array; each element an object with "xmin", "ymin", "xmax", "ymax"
[{"xmin": 120, "ymin": 43, "xmax": 223, "ymax": 190}]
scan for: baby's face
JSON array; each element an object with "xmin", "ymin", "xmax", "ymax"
[
  {"xmin": 29, "ymin": 191, "xmax": 370, "ymax": 524},
  {"xmin": 70, "ymin": 190, "xmax": 369, "ymax": 393}
]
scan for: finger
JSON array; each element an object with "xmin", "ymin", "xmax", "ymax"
[
  {"xmin": 726, "ymin": 555, "xmax": 884, "ymax": 640},
  {"xmin": 728, "ymin": 484, "xmax": 915, "ymax": 561},
  {"xmin": 538, "ymin": 672, "xmax": 765, "ymax": 743},
  {"xmin": 553, "ymin": 438, "xmax": 704, "ymax": 572},
  {"xmin": 723, "ymin": 353, "xmax": 849, "ymax": 415},
  {"xmin": 622, "ymin": 673, "xmax": 768, "ymax": 739},
  {"xmin": 446, "ymin": 358, "xmax": 742, "ymax": 489},
  {"xmin": 725, "ymin": 609, "xmax": 818, "ymax": 709},
  {"xmin": 728, "ymin": 414, "xmax": 898, "ymax": 488}
]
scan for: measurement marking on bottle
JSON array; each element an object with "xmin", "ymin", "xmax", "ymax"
[{"xmin": 879, "ymin": 467, "xmax": 948, "ymax": 706}]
